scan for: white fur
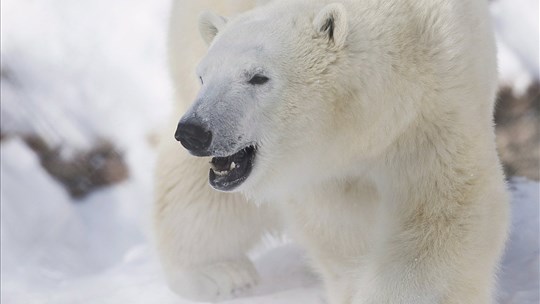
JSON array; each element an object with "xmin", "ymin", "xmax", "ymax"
[
  {"xmin": 198, "ymin": 11, "xmax": 228, "ymax": 46},
  {"xmin": 155, "ymin": 0, "xmax": 510, "ymax": 303}
]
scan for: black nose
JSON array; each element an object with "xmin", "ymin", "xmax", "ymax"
[{"xmin": 175, "ymin": 119, "xmax": 212, "ymax": 156}]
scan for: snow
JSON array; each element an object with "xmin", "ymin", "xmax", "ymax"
[
  {"xmin": 0, "ymin": 0, "xmax": 172, "ymax": 151},
  {"xmin": 491, "ymin": 0, "xmax": 539, "ymax": 96},
  {"xmin": 499, "ymin": 178, "xmax": 540, "ymax": 304},
  {"xmin": 491, "ymin": 0, "xmax": 539, "ymax": 80},
  {"xmin": 1, "ymin": 0, "xmax": 538, "ymax": 303}
]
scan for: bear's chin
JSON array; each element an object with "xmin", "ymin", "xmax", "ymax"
[{"xmin": 208, "ymin": 145, "xmax": 256, "ymax": 191}]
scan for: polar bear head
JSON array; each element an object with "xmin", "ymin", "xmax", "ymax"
[{"xmin": 175, "ymin": 1, "xmax": 396, "ymax": 200}]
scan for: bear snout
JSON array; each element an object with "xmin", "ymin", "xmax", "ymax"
[{"xmin": 175, "ymin": 118, "xmax": 213, "ymax": 156}]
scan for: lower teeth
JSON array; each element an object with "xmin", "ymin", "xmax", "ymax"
[
  {"xmin": 212, "ymin": 163, "xmax": 237, "ymax": 176},
  {"xmin": 213, "ymin": 169, "xmax": 229, "ymax": 176}
]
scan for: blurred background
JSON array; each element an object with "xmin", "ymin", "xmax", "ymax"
[{"xmin": 1, "ymin": 0, "xmax": 538, "ymax": 303}]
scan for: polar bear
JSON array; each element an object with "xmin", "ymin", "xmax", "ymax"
[{"xmin": 154, "ymin": 0, "xmax": 510, "ymax": 303}]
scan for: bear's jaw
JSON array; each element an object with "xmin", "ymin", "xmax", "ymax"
[{"xmin": 209, "ymin": 145, "xmax": 256, "ymax": 191}]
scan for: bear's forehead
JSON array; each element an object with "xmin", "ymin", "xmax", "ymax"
[
  {"xmin": 223, "ymin": 21, "xmax": 279, "ymax": 45},
  {"xmin": 206, "ymin": 39, "xmax": 267, "ymax": 63},
  {"xmin": 199, "ymin": 41, "xmax": 268, "ymax": 76},
  {"xmin": 207, "ymin": 24, "xmax": 282, "ymax": 59},
  {"xmin": 209, "ymin": 15, "xmax": 305, "ymax": 57},
  {"xmin": 198, "ymin": 9, "xmax": 312, "ymax": 74}
]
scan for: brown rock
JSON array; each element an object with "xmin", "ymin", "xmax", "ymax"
[
  {"xmin": 23, "ymin": 136, "xmax": 129, "ymax": 198},
  {"xmin": 495, "ymin": 83, "xmax": 540, "ymax": 181}
]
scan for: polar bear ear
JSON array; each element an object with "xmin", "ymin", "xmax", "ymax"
[
  {"xmin": 198, "ymin": 11, "xmax": 228, "ymax": 45},
  {"xmin": 313, "ymin": 3, "xmax": 348, "ymax": 49}
]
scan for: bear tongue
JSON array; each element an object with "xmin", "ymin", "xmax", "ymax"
[{"xmin": 211, "ymin": 156, "xmax": 231, "ymax": 171}]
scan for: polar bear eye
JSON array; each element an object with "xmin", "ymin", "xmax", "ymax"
[
  {"xmin": 199, "ymin": 76, "xmax": 204, "ymax": 85},
  {"xmin": 248, "ymin": 74, "xmax": 269, "ymax": 85}
]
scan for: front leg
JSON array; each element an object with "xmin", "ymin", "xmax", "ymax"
[
  {"xmin": 154, "ymin": 138, "xmax": 280, "ymax": 301},
  {"xmin": 352, "ymin": 183, "xmax": 509, "ymax": 304},
  {"xmin": 284, "ymin": 180, "xmax": 379, "ymax": 304}
]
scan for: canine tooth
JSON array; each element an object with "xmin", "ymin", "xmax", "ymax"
[{"xmin": 230, "ymin": 162, "xmax": 236, "ymax": 170}]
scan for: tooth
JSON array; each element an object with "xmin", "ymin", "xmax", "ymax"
[
  {"xmin": 214, "ymin": 170, "xmax": 229, "ymax": 176},
  {"xmin": 230, "ymin": 162, "xmax": 236, "ymax": 170}
]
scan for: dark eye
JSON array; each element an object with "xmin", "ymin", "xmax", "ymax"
[
  {"xmin": 199, "ymin": 76, "xmax": 203, "ymax": 84},
  {"xmin": 248, "ymin": 74, "xmax": 269, "ymax": 85}
]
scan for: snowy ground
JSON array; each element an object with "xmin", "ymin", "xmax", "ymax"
[{"xmin": 1, "ymin": 0, "xmax": 538, "ymax": 303}]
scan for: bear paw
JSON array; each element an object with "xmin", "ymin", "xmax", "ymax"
[{"xmin": 167, "ymin": 257, "xmax": 259, "ymax": 302}]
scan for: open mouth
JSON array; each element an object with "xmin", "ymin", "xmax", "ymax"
[{"xmin": 209, "ymin": 145, "xmax": 256, "ymax": 191}]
